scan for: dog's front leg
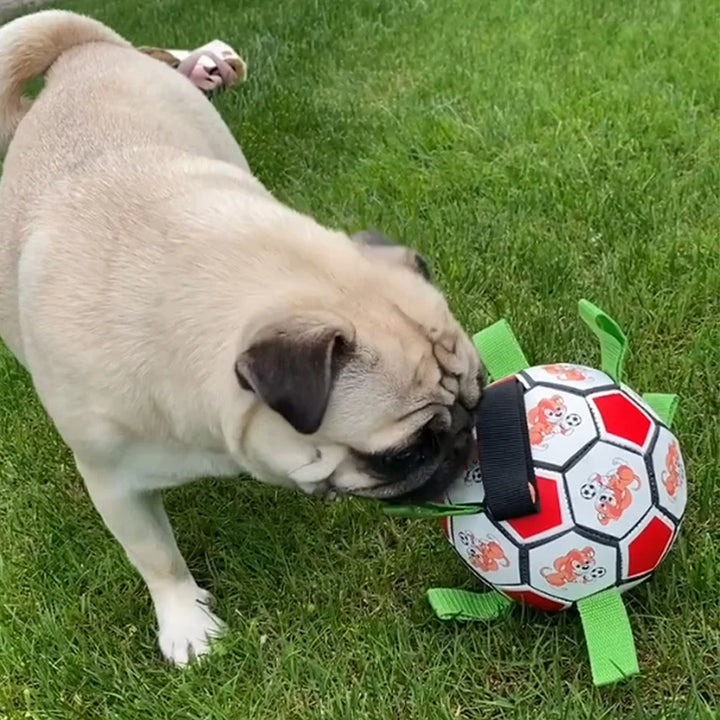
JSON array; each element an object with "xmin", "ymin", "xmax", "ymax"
[{"xmin": 75, "ymin": 456, "xmax": 225, "ymax": 665}]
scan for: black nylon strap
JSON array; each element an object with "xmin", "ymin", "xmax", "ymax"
[{"xmin": 475, "ymin": 377, "xmax": 539, "ymax": 521}]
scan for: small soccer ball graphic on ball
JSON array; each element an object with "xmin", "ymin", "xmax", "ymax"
[
  {"xmin": 441, "ymin": 363, "xmax": 687, "ymax": 612},
  {"xmin": 565, "ymin": 413, "xmax": 582, "ymax": 428}
]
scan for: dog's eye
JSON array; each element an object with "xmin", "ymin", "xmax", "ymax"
[
  {"xmin": 379, "ymin": 443, "xmax": 428, "ymax": 470},
  {"xmin": 355, "ymin": 425, "xmax": 441, "ymax": 478},
  {"xmin": 363, "ymin": 435, "xmax": 434, "ymax": 475}
]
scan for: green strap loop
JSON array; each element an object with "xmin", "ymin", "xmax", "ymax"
[
  {"xmin": 578, "ymin": 300, "xmax": 628, "ymax": 382},
  {"xmin": 577, "ymin": 589, "xmax": 639, "ymax": 686},
  {"xmin": 383, "ymin": 502, "xmax": 483, "ymax": 519},
  {"xmin": 642, "ymin": 393, "xmax": 679, "ymax": 427},
  {"xmin": 473, "ymin": 320, "xmax": 530, "ymax": 381},
  {"xmin": 427, "ymin": 588, "xmax": 513, "ymax": 621}
]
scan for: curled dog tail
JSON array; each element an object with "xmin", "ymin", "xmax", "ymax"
[{"xmin": 0, "ymin": 10, "xmax": 129, "ymax": 151}]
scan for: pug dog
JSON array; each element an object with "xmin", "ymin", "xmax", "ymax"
[{"xmin": 0, "ymin": 10, "xmax": 482, "ymax": 665}]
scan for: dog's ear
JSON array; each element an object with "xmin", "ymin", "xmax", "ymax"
[
  {"xmin": 352, "ymin": 229, "xmax": 431, "ymax": 281},
  {"xmin": 236, "ymin": 313, "xmax": 355, "ymax": 435}
]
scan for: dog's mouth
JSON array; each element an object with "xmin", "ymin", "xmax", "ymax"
[{"xmin": 346, "ymin": 422, "xmax": 476, "ymax": 503}]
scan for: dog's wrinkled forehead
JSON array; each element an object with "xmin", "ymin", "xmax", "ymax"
[
  {"xmin": 400, "ymin": 308, "xmax": 481, "ymax": 412},
  {"xmin": 384, "ymin": 296, "xmax": 479, "ymax": 412},
  {"xmin": 350, "ymin": 228, "xmax": 480, "ymax": 407}
]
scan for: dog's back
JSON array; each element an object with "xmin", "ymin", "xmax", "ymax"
[{"xmin": 0, "ymin": 10, "xmax": 248, "ymax": 361}]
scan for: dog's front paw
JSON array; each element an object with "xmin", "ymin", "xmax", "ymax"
[{"xmin": 155, "ymin": 585, "xmax": 226, "ymax": 666}]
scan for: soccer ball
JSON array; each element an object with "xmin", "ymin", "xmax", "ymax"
[{"xmin": 441, "ymin": 363, "xmax": 687, "ymax": 612}]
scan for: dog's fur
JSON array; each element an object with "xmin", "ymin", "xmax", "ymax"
[{"xmin": 0, "ymin": 10, "xmax": 481, "ymax": 664}]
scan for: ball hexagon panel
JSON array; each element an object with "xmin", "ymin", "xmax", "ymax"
[
  {"xmin": 522, "ymin": 364, "xmax": 615, "ymax": 392},
  {"xmin": 527, "ymin": 531, "xmax": 618, "ymax": 602},
  {"xmin": 589, "ymin": 390, "xmax": 655, "ymax": 453},
  {"xmin": 523, "ymin": 386, "xmax": 597, "ymax": 468},
  {"xmin": 621, "ymin": 383, "xmax": 662, "ymax": 424},
  {"xmin": 500, "ymin": 472, "xmax": 572, "ymax": 544},
  {"xmin": 620, "ymin": 510, "xmax": 676, "ymax": 579},
  {"xmin": 564, "ymin": 443, "xmax": 652, "ymax": 539},
  {"xmin": 619, "ymin": 575, "xmax": 652, "ymax": 594},
  {"xmin": 445, "ymin": 460, "xmax": 485, "ymax": 505},
  {"xmin": 497, "ymin": 585, "xmax": 571, "ymax": 613},
  {"xmin": 449, "ymin": 512, "xmax": 521, "ymax": 586},
  {"xmin": 440, "ymin": 515, "xmax": 451, "ymax": 539},
  {"xmin": 651, "ymin": 427, "xmax": 687, "ymax": 522}
]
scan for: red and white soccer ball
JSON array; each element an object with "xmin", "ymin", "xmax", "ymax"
[{"xmin": 441, "ymin": 363, "xmax": 687, "ymax": 612}]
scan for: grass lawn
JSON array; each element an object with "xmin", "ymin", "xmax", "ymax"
[{"xmin": 1, "ymin": 0, "xmax": 719, "ymax": 717}]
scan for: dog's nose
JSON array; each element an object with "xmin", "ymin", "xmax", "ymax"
[
  {"xmin": 452, "ymin": 423, "xmax": 473, "ymax": 461},
  {"xmin": 449, "ymin": 401, "xmax": 473, "ymax": 433},
  {"xmin": 478, "ymin": 365, "xmax": 487, "ymax": 390}
]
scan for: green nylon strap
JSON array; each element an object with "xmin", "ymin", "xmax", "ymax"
[
  {"xmin": 578, "ymin": 300, "xmax": 628, "ymax": 382},
  {"xmin": 383, "ymin": 502, "xmax": 483, "ymax": 519},
  {"xmin": 577, "ymin": 589, "xmax": 639, "ymax": 686},
  {"xmin": 427, "ymin": 588, "xmax": 513, "ymax": 621},
  {"xmin": 472, "ymin": 320, "xmax": 530, "ymax": 382},
  {"xmin": 642, "ymin": 393, "xmax": 679, "ymax": 427}
]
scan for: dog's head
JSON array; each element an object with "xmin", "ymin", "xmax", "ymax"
[{"xmin": 234, "ymin": 230, "xmax": 483, "ymax": 503}]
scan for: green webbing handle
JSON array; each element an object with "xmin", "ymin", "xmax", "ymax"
[
  {"xmin": 427, "ymin": 588, "xmax": 513, "ymax": 621},
  {"xmin": 577, "ymin": 589, "xmax": 639, "ymax": 686},
  {"xmin": 473, "ymin": 319, "xmax": 530, "ymax": 381},
  {"xmin": 642, "ymin": 393, "xmax": 679, "ymax": 427},
  {"xmin": 383, "ymin": 502, "xmax": 483, "ymax": 519},
  {"xmin": 578, "ymin": 300, "xmax": 628, "ymax": 382}
]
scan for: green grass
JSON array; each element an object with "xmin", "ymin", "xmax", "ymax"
[{"xmin": 1, "ymin": 0, "xmax": 719, "ymax": 717}]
